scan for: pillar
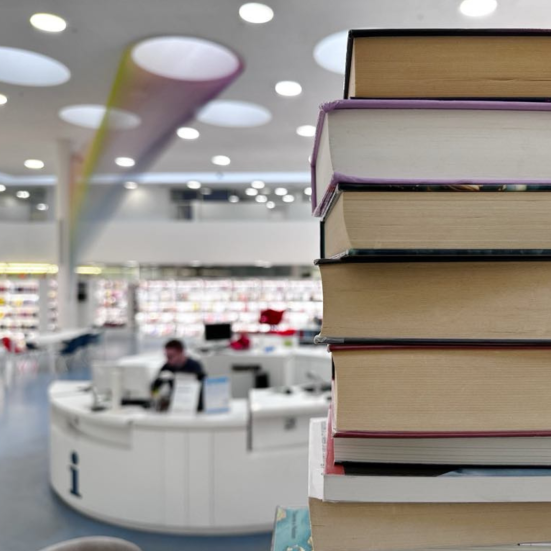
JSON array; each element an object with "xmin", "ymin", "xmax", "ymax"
[{"xmin": 56, "ymin": 139, "xmax": 78, "ymax": 329}]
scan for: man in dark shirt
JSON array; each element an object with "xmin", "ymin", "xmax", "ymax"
[{"xmin": 151, "ymin": 339, "xmax": 206, "ymax": 411}]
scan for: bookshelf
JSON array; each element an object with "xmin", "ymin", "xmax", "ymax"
[
  {"xmin": 0, "ymin": 278, "xmax": 58, "ymax": 346},
  {"xmin": 135, "ymin": 278, "xmax": 322, "ymax": 338},
  {"xmin": 94, "ymin": 279, "xmax": 129, "ymax": 328}
]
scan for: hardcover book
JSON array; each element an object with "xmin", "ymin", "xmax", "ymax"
[
  {"xmin": 330, "ymin": 344, "xmax": 551, "ymax": 435},
  {"xmin": 344, "ymin": 29, "xmax": 551, "ymax": 100},
  {"xmin": 310, "ymin": 100, "xmax": 551, "ymax": 217},
  {"xmin": 322, "ymin": 187, "xmax": 551, "ymax": 259},
  {"xmin": 317, "ymin": 258, "xmax": 551, "ymax": 342}
]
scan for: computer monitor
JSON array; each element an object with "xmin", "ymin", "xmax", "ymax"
[{"xmin": 204, "ymin": 323, "xmax": 232, "ymax": 341}]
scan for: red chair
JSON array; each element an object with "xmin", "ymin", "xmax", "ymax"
[{"xmin": 259, "ymin": 309, "xmax": 285, "ymax": 326}]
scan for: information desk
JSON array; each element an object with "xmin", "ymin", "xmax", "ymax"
[
  {"xmin": 94, "ymin": 345, "xmax": 332, "ymax": 400},
  {"xmin": 49, "ymin": 382, "xmax": 329, "ymax": 534}
]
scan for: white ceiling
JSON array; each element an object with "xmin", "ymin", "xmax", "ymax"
[{"xmin": 0, "ymin": 0, "xmax": 549, "ymax": 186}]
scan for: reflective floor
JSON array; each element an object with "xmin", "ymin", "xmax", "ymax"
[{"xmin": 0, "ymin": 330, "xmax": 271, "ymax": 551}]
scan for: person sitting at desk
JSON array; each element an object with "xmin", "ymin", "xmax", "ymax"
[{"xmin": 151, "ymin": 339, "xmax": 206, "ymax": 411}]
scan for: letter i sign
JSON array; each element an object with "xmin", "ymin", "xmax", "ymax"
[{"xmin": 70, "ymin": 451, "xmax": 82, "ymax": 498}]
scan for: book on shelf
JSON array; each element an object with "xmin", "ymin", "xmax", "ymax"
[
  {"xmin": 310, "ymin": 100, "xmax": 551, "ymax": 217},
  {"xmin": 309, "ymin": 419, "xmax": 551, "ymax": 551},
  {"xmin": 316, "ymin": 258, "xmax": 551, "ymax": 342},
  {"xmin": 330, "ymin": 344, "xmax": 551, "ymax": 436},
  {"xmin": 344, "ymin": 29, "xmax": 551, "ymax": 100},
  {"xmin": 321, "ymin": 187, "xmax": 551, "ymax": 259}
]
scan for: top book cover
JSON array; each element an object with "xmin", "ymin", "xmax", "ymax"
[{"xmin": 344, "ymin": 29, "xmax": 551, "ymax": 99}]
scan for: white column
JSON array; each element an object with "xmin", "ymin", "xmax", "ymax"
[{"xmin": 56, "ymin": 139, "xmax": 78, "ymax": 329}]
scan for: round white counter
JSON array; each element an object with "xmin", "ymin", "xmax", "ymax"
[{"xmin": 49, "ymin": 381, "xmax": 329, "ymax": 534}]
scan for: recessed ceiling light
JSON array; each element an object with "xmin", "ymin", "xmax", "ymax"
[
  {"xmin": 187, "ymin": 180, "xmax": 201, "ymax": 190},
  {"xmin": 283, "ymin": 194, "xmax": 295, "ymax": 203},
  {"xmin": 36, "ymin": 203, "xmax": 48, "ymax": 211},
  {"xmin": 275, "ymin": 187, "xmax": 287, "ymax": 196},
  {"xmin": 132, "ymin": 36, "xmax": 241, "ymax": 81},
  {"xmin": 16, "ymin": 191, "xmax": 30, "ymax": 199},
  {"xmin": 0, "ymin": 46, "xmax": 70, "ymax": 86},
  {"xmin": 251, "ymin": 180, "xmax": 265, "ymax": 189},
  {"xmin": 198, "ymin": 100, "xmax": 271, "ymax": 128},
  {"xmin": 24, "ymin": 159, "xmax": 44, "ymax": 170},
  {"xmin": 245, "ymin": 188, "xmax": 258, "ymax": 196},
  {"xmin": 229, "ymin": 195, "xmax": 240, "ymax": 203},
  {"xmin": 255, "ymin": 195, "xmax": 268, "ymax": 203},
  {"xmin": 239, "ymin": 3, "xmax": 274, "ymax": 23},
  {"xmin": 30, "ymin": 13, "xmax": 67, "ymax": 33},
  {"xmin": 296, "ymin": 125, "xmax": 316, "ymax": 137},
  {"xmin": 459, "ymin": 0, "xmax": 497, "ymax": 16},
  {"xmin": 201, "ymin": 188, "xmax": 212, "ymax": 195},
  {"xmin": 275, "ymin": 80, "xmax": 302, "ymax": 97},
  {"xmin": 266, "ymin": 201, "xmax": 275, "ymax": 209},
  {"xmin": 212, "ymin": 155, "xmax": 231, "ymax": 166},
  {"xmin": 115, "ymin": 157, "xmax": 135, "ymax": 168},
  {"xmin": 314, "ymin": 31, "xmax": 348, "ymax": 75},
  {"xmin": 304, "ymin": 187, "xmax": 312, "ymax": 196},
  {"xmin": 124, "ymin": 181, "xmax": 138, "ymax": 190},
  {"xmin": 59, "ymin": 105, "xmax": 141, "ymax": 130},
  {"xmin": 0, "ymin": 94, "xmax": 7, "ymax": 105},
  {"xmin": 177, "ymin": 127, "xmax": 200, "ymax": 140},
  {"xmin": 0, "ymin": 185, "xmax": 6, "ymax": 192}
]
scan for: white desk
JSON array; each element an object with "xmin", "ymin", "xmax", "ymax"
[{"xmin": 49, "ymin": 381, "xmax": 329, "ymax": 534}]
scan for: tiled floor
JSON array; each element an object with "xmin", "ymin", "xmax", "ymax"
[{"xmin": 0, "ymin": 332, "xmax": 271, "ymax": 551}]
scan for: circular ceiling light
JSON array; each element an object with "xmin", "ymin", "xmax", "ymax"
[
  {"xmin": 283, "ymin": 194, "xmax": 295, "ymax": 203},
  {"xmin": 275, "ymin": 187, "xmax": 287, "ymax": 196},
  {"xmin": 304, "ymin": 187, "xmax": 312, "ymax": 196},
  {"xmin": 0, "ymin": 94, "xmax": 7, "ymax": 105},
  {"xmin": 16, "ymin": 191, "xmax": 30, "ymax": 199},
  {"xmin": 245, "ymin": 188, "xmax": 258, "ymax": 196},
  {"xmin": 459, "ymin": 0, "xmax": 498, "ymax": 16},
  {"xmin": 255, "ymin": 195, "xmax": 268, "ymax": 203},
  {"xmin": 239, "ymin": 3, "xmax": 274, "ymax": 23},
  {"xmin": 59, "ymin": 105, "xmax": 141, "ymax": 130},
  {"xmin": 177, "ymin": 127, "xmax": 200, "ymax": 140},
  {"xmin": 187, "ymin": 180, "xmax": 201, "ymax": 190},
  {"xmin": 275, "ymin": 80, "xmax": 302, "ymax": 97},
  {"xmin": 115, "ymin": 157, "xmax": 135, "ymax": 168},
  {"xmin": 314, "ymin": 31, "xmax": 348, "ymax": 75},
  {"xmin": 251, "ymin": 180, "xmax": 265, "ymax": 189},
  {"xmin": 229, "ymin": 195, "xmax": 240, "ymax": 203},
  {"xmin": 132, "ymin": 36, "xmax": 241, "ymax": 81},
  {"xmin": 296, "ymin": 125, "xmax": 316, "ymax": 137},
  {"xmin": 266, "ymin": 201, "xmax": 275, "ymax": 209},
  {"xmin": 0, "ymin": 46, "xmax": 70, "ymax": 86},
  {"xmin": 198, "ymin": 99, "xmax": 271, "ymax": 128},
  {"xmin": 0, "ymin": 185, "xmax": 5, "ymax": 192},
  {"xmin": 124, "ymin": 181, "xmax": 138, "ymax": 190},
  {"xmin": 30, "ymin": 13, "xmax": 67, "ymax": 33},
  {"xmin": 212, "ymin": 155, "xmax": 231, "ymax": 166},
  {"xmin": 24, "ymin": 159, "xmax": 44, "ymax": 170},
  {"xmin": 36, "ymin": 203, "xmax": 48, "ymax": 211}
]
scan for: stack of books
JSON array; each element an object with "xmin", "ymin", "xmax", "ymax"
[{"xmin": 279, "ymin": 29, "xmax": 551, "ymax": 551}]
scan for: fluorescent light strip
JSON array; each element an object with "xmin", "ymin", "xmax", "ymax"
[{"xmin": 0, "ymin": 171, "xmax": 311, "ymax": 186}]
